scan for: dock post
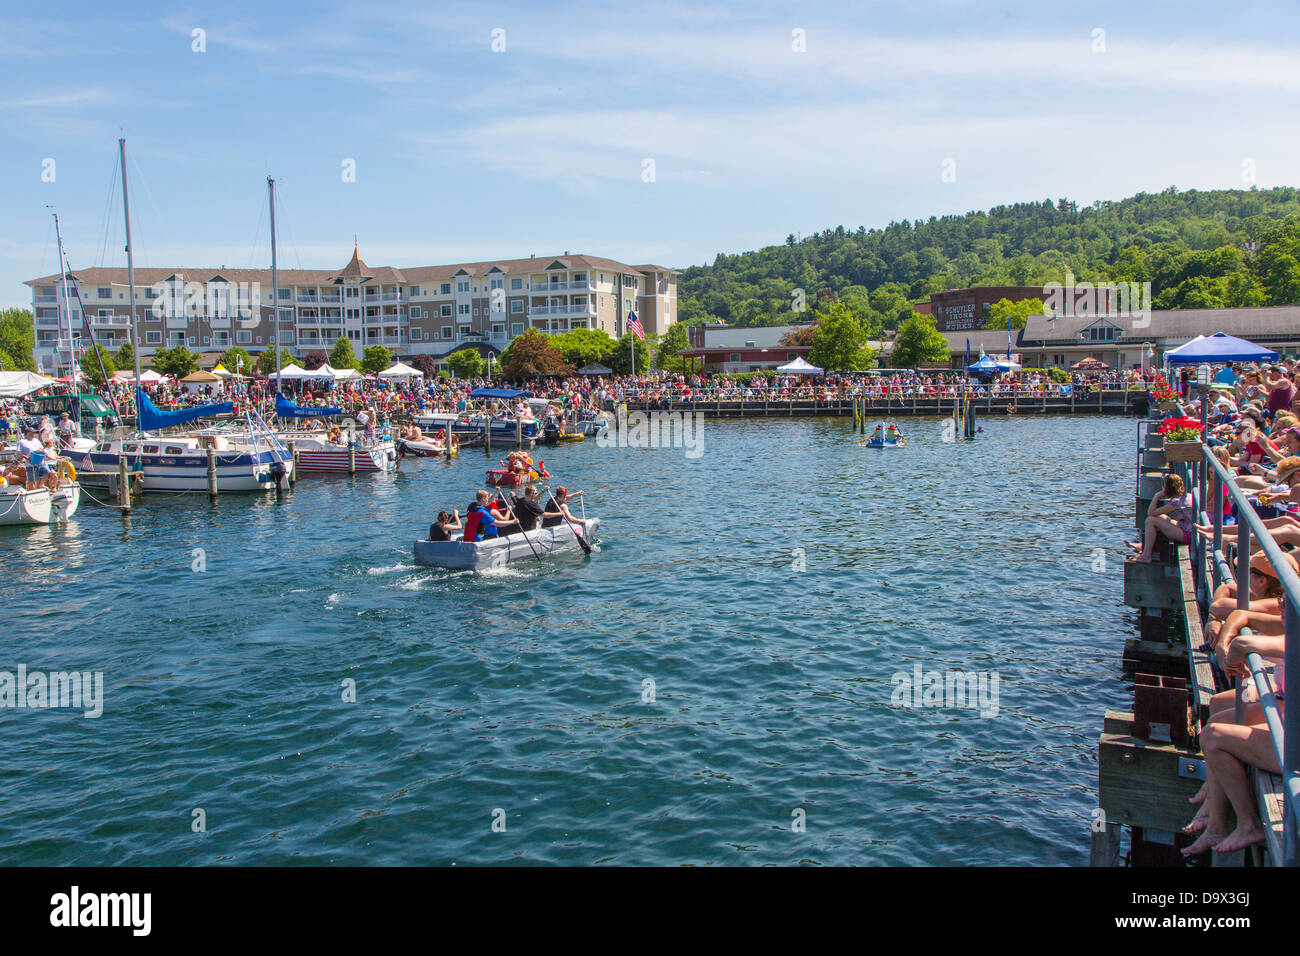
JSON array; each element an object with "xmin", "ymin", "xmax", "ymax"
[
  {"xmin": 118, "ymin": 454, "xmax": 131, "ymax": 513},
  {"xmin": 206, "ymin": 448, "xmax": 218, "ymax": 502},
  {"xmin": 517, "ymin": 416, "xmax": 522, "ymax": 448},
  {"xmin": 288, "ymin": 441, "xmax": 297, "ymax": 488},
  {"xmin": 348, "ymin": 442, "xmax": 356, "ymax": 475}
]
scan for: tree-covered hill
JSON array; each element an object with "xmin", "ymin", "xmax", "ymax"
[{"xmin": 677, "ymin": 187, "xmax": 1300, "ymax": 330}]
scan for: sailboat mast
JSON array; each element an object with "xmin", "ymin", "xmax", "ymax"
[
  {"xmin": 119, "ymin": 138, "xmax": 143, "ymax": 387},
  {"xmin": 269, "ymin": 177, "xmax": 281, "ymax": 395},
  {"xmin": 51, "ymin": 212, "xmax": 78, "ymax": 385}
]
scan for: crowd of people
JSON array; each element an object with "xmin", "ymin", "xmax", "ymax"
[{"xmin": 1125, "ymin": 358, "xmax": 1300, "ymax": 854}]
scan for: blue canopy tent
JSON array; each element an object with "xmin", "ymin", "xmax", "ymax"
[
  {"xmin": 276, "ymin": 392, "xmax": 341, "ymax": 418},
  {"xmin": 966, "ymin": 353, "xmax": 1017, "ymax": 374},
  {"xmin": 469, "ymin": 388, "xmax": 533, "ymax": 400},
  {"xmin": 1165, "ymin": 331, "xmax": 1279, "ymax": 366}
]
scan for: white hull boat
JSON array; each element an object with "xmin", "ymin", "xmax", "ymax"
[
  {"xmin": 75, "ymin": 436, "xmax": 292, "ymax": 493},
  {"xmin": 0, "ymin": 483, "xmax": 80, "ymax": 525},
  {"xmin": 275, "ymin": 430, "xmax": 396, "ymax": 473},
  {"xmin": 413, "ymin": 518, "xmax": 599, "ymax": 571}
]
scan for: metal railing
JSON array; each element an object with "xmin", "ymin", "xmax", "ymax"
[{"xmin": 1195, "ymin": 444, "xmax": 1300, "ymax": 865}]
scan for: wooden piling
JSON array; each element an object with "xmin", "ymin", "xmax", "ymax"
[
  {"xmin": 118, "ymin": 454, "xmax": 131, "ymax": 513},
  {"xmin": 207, "ymin": 448, "xmax": 218, "ymax": 502},
  {"xmin": 288, "ymin": 441, "xmax": 297, "ymax": 487}
]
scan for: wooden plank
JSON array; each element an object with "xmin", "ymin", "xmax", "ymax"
[
  {"xmin": 1099, "ymin": 711, "xmax": 1203, "ymax": 832},
  {"xmin": 1090, "ymin": 821, "xmax": 1122, "ymax": 867},
  {"xmin": 1255, "ymin": 769, "xmax": 1286, "ymax": 866},
  {"xmin": 1178, "ymin": 550, "xmax": 1218, "ymax": 728},
  {"xmin": 1124, "ymin": 557, "xmax": 1184, "ymax": 610}
]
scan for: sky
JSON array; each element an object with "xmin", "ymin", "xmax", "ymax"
[{"xmin": 3, "ymin": 0, "xmax": 1299, "ymax": 307}]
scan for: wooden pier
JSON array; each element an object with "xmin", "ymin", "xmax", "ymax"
[
  {"xmin": 627, "ymin": 388, "xmax": 1146, "ymax": 418},
  {"xmin": 1096, "ymin": 428, "xmax": 1288, "ymax": 866}
]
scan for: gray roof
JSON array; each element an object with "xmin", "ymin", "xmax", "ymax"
[
  {"xmin": 699, "ymin": 325, "xmax": 809, "ymax": 349},
  {"xmin": 1022, "ymin": 306, "xmax": 1300, "ymax": 346}
]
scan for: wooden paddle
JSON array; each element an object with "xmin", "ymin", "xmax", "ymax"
[{"xmin": 546, "ymin": 490, "xmax": 592, "ymax": 555}]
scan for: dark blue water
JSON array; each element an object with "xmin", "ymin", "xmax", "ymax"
[{"xmin": 1, "ymin": 415, "xmax": 1136, "ymax": 865}]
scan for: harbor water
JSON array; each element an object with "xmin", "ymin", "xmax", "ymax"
[{"xmin": 2, "ymin": 415, "xmax": 1135, "ymax": 865}]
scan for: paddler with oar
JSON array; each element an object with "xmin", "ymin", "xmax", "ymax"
[{"xmin": 544, "ymin": 486, "xmax": 587, "ymax": 530}]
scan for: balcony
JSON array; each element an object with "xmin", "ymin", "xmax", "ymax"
[
  {"xmin": 529, "ymin": 304, "xmax": 596, "ymax": 317},
  {"xmin": 530, "ymin": 280, "xmax": 594, "ymax": 293},
  {"xmin": 363, "ymin": 291, "xmax": 402, "ymax": 303},
  {"xmin": 33, "ymin": 294, "xmax": 58, "ymax": 305},
  {"xmin": 364, "ymin": 335, "xmax": 410, "ymax": 347},
  {"xmin": 90, "ymin": 315, "xmax": 130, "ymax": 326},
  {"xmin": 35, "ymin": 316, "xmax": 62, "ymax": 328}
]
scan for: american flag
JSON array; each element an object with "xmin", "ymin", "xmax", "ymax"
[{"xmin": 627, "ymin": 310, "xmax": 644, "ymax": 340}]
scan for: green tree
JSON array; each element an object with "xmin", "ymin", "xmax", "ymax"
[
  {"xmin": 151, "ymin": 345, "xmax": 200, "ymax": 378},
  {"xmin": 890, "ymin": 313, "xmax": 950, "ymax": 368},
  {"xmin": 113, "ymin": 340, "xmax": 135, "ymax": 371},
  {"xmin": 610, "ymin": 332, "xmax": 651, "ymax": 375},
  {"xmin": 0, "ymin": 308, "xmax": 37, "ymax": 371},
  {"xmin": 551, "ymin": 328, "xmax": 617, "ymax": 366},
  {"xmin": 982, "ymin": 297, "xmax": 1042, "ymax": 331},
  {"xmin": 329, "ymin": 336, "xmax": 357, "ymax": 369},
  {"xmin": 80, "ymin": 344, "xmax": 116, "ymax": 387},
  {"xmin": 256, "ymin": 347, "xmax": 297, "ymax": 377},
  {"xmin": 808, "ymin": 302, "xmax": 875, "ymax": 372},
  {"xmin": 360, "ymin": 345, "xmax": 393, "ymax": 376},
  {"xmin": 0, "ymin": 346, "xmax": 15, "ymax": 370},
  {"xmin": 653, "ymin": 322, "xmax": 691, "ymax": 372},
  {"xmin": 446, "ymin": 348, "xmax": 485, "ymax": 378},
  {"xmin": 219, "ymin": 346, "xmax": 253, "ymax": 376}
]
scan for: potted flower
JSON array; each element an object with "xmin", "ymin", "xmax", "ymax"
[
  {"xmin": 1150, "ymin": 386, "xmax": 1181, "ymax": 411},
  {"xmin": 1157, "ymin": 415, "xmax": 1204, "ymax": 462}
]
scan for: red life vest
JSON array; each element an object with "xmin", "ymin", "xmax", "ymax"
[{"xmin": 462, "ymin": 509, "xmax": 484, "ymax": 542}]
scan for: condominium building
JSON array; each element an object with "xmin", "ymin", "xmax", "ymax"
[{"xmin": 25, "ymin": 247, "xmax": 679, "ymax": 374}]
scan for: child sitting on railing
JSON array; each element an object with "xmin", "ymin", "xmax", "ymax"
[{"xmin": 1127, "ymin": 474, "xmax": 1195, "ymax": 563}]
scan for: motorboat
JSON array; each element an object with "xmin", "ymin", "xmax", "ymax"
[
  {"xmin": 0, "ymin": 462, "xmax": 80, "ymax": 526},
  {"xmin": 413, "ymin": 517, "xmax": 599, "ymax": 571},
  {"xmin": 275, "ymin": 428, "xmax": 397, "ymax": 473}
]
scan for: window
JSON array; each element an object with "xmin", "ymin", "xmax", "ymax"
[
  {"xmin": 473, "ymin": 307, "xmax": 480, "ymax": 317},
  {"xmin": 256, "ymin": 336, "xmax": 263, "ymax": 344},
  {"xmin": 511, "ymin": 278, "xmax": 522, "ymax": 290},
  {"xmin": 346, "ymin": 287, "xmax": 359, "ymax": 298},
  {"xmin": 1085, "ymin": 325, "xmax": 1119, "ymax": 342},
  {"xmin": 411, "ymin": 328, "xmax": 421, "ymax": 340},
  {"xmin": 492, "ymin": 324, "xmax": 504, "ymax": 336},
  {"xmin": 410, "ymin": 307, "xmax": 422, "ymax": 319},
  {"xmin": 171, "ymin": 332, "xmax": 185, "ymax": 345},
  {"xmin": 458, "ymin": 304, "xmax": 470, "ymax": 316},
  {"xmin": 98, "ymin": 287, "xmax": 111, "ymax": 298},
  {"xmin": 442, "ymin": 327, "xmax": 453, "ymax": 339},
  {"xmin": 489, "ymin": 277, "xmax": 503, "ymax": 290},
  {"xmin": 511, "ymin": 300, "xmax": 523, "ymax": 314},
  {"xmin": 456, "ymin": 280, "xmax": 470, "ymax": 293},
  {"xmin": 440, "ymin": 283, "xmax": 451, "ymax": 295},
  {"xmin": 730, "ymin": 353, "xmax": 740, "ymax": 362},
  {"xmin": 277, "ymin": 288, "xmax": 291, "ymax": 300},
  {"xmin": 145, "ymin": 331, "xmax": 162, "ymax": 344},
  {"xmin": 511, "ymin": 322, "xmax": 524, "ymax": 336},
  {"xmin": 409, "ymin": 285, "xmax": 419, "ymax": 297},
  {"xmin": 600, "ymin": 296, "xmax": 605, "ymax": 307},
  {"xmin": 237, "ymin": 331, "xmax": 252, "ymax": 344},
  {"xmin": 441, "ymin": 304, "xmax": 452, "ymax": 317},
  {"xmin": 203, "ymin": 337, "xmax": 211, "ymax": 346}
]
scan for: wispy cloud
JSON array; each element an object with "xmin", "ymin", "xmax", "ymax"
[{"xmin": 0, "ymin": 88, "xmax": 109, "ymax": 110}]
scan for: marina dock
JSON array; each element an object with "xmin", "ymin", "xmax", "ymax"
[
  {"xmin": 1098, "ymin": 414, "xmax": 1297, "ymax": 866},
  {"xmin": 628, "ymin": 388, "xmax": 1147, "ymax": 418}
]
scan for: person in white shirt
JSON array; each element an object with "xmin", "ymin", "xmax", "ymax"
[{"xmin": 17, "ymin": 428, "xmax": 58, "ymax": 492}]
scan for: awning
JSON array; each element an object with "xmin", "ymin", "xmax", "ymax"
[
  {"xmin": 1165, "ymin": 331, "xmax": 1280, "ymax": 366},
  {"xmin": 470, "ymin": 388, "xmax": 533, "ymax": 399},
  {"xmin": 776, "ymin": 357, "xmax": 823, "ymax": 374},
  {"xmin": 0, "ymin": 370, "xmax": 56, "ymax": 398}
]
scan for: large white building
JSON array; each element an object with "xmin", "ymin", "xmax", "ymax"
[{"xmin": 25, "ymin": 247, "xmax": 678, "ymax": 374}]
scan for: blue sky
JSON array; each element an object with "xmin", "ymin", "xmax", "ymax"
[{"xmin": 3, "ymin": 0, "xmax": 1299, "ymax": 306}]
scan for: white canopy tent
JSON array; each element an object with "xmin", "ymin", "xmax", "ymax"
[
  {"xmin": 0, "ymin": 370, "xmax": 56, "ymax": 398},
  {"xmin": 331, "ymin": 367, "xmax": 363, "ymax": 381},
  {"xmin": 114, "ymin": 369, "xmax": 171, "ymax": 384},
  {"xmin": 377, "ymin": 362, "xmax": 424, "ymax": 380},
  {"xmin": 776, "ymin": 357, "xmax": 823, "ymax": 375},
  {"xmin": 274, "ymin": 363, "xmax": 316, "ymax": 380}
]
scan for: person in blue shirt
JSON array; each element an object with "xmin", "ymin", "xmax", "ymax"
[
  {"xmin": 465, "ymin": 490, "xmax": 518, "ymax": 540},
  {"xmin": 1213, "ymin": 363, "xmax": 1237, "ymax": 386}
]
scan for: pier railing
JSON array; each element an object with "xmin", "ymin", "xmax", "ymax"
[
  {"xmin": 619, "ymin": 388, "xmax": 1143, "ymax": 417},
  {"xmin": 1192, "ymin": 446, "xmax": 1300, "ymax": 865}
]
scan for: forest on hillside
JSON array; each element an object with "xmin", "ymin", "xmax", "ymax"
[{"xmin": 677, "ymin": 187, "xmax": 1300, "ymax": 332}]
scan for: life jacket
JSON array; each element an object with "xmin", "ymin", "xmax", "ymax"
[{"xmin": 463, "ymin": 508, "xmax": 484, "ymax": 542}]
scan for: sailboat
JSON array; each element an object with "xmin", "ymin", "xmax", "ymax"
[{"xmin": 74, "ymin": 139, "xmax": 293, "ymax": 494}]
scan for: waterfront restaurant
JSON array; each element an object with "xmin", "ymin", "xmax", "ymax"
[
  {"xmin": 680, "ymin": 323, "xmax": 814, "ymax": 373},
  {"xmin": 936, "ymin": 305, "xmax": 1300, "ymax": 370}
]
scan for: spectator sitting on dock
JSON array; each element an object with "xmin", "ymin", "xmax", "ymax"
[
  {"xmin": 1183, "ymin": 550, "xmax": 1295, "ymax": 854},
  {"xmin": 1128, "ymin": 474, "xmax": 1195, "ymax": 563}
]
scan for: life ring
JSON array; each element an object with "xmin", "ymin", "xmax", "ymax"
[{"xmin": 57, "ymin": 460, "xmax": 77, "ymax": 483}]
